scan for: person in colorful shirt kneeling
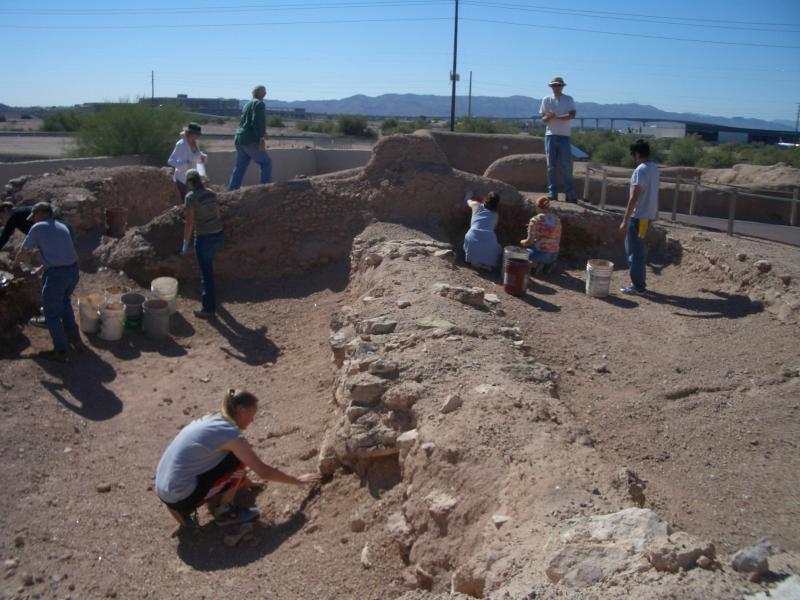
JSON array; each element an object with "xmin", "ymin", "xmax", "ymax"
[{"xmin": 521, "ymin": 196, "xmax": 561, "ymax": 276}]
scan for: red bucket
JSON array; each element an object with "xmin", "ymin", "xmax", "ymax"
[
  {"xmin": 105, "ymin": 207, "xmax": 128, "ymax": 237},
  {"xmin": 503, "ymin": 258, "xmax": 529, "ymax": 296}
]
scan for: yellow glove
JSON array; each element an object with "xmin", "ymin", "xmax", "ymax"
[{"xmin": 519, "ymin": 239, "xmax": 528, "ymax": 247}]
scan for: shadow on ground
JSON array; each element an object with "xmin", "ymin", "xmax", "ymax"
[
  {"xmin": 647, "ymin": 288, "xmax": 763, "ymax": 319},
  {"xmin": 176, "ymin": 486, "xmax": 320, "ymax": 570},
  {"xmin": 210, "ymin": 306, "xmax": 279, "ymax": 366},
  {"xmin": 37, "ymin": 345, "xmax": 123, "ymax": 421}
]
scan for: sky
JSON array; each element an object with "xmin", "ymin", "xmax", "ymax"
[{"xmin": 2, "ymin": 0, "xmax": 799, "ymax": 123}]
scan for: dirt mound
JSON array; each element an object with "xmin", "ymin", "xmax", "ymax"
[
  {"xmin": 483, "ymin": 153, "xmax": 548, "ymax": 191},
  {"xmin": 701, "ymin": 162, "xmax": 800, "ymax": 190},
  {"xmin": 95, "ymin": 134, "xmax": 525, "ymax": 285},
  {"xmin": 2, "ymin": 165, "xmax": 179, "ymax": 234}
]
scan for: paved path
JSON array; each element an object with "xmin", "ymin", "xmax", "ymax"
[{"xmin": 658, "ymin": 211, "xmax": 800, "ymax": 246}]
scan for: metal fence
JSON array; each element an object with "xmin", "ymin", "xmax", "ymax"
[{"xmin": 582, "ymin": 164, "xmax": 799, "ymax": 234}]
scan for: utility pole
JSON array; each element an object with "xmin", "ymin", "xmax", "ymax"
[
  {"xmin": 449, "ymin": 0, "xmax": 459, "ymax": 132},
  {"xmin": 468, "ymin": 71, "xmax": 473, "ymax": 118},
  {"xmin": 151, "ymin": 70, "xmax": 155, "ymax": 108}
]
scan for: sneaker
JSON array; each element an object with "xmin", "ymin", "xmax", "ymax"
[
  {"xmin": 37, "ymin": 350, "xmax": 67, "ymax": 363},
  {"xmin": 29, "ymin": 315, "xmax": 47, "ymax": 328},
  {"xmin": 619, "ymin": 286, "xmax": 645, "ymax": 295},
  {"xmin": 214, "ymin": 504, "xmax": 259, "ymax": 527},
  {"xmin": 193, "ymin": 310, "xmax": 216, "ymax": 319}
]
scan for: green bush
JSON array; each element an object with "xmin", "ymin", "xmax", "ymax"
[
  {"xmin": 336, "ymin": 114, "xmax": 370, "ymax": 137},
  {"xmin": 70, "ymin": 103, "xmax": 187, "ymax": 163},
  {"xmin": 697, "ymin": 145, "xmax": 737, "ymax": 169},
  {"xmin": 667, "ymin": 134, "xmax": 704, "ymax": 166},
  {"xmin": 267, "ymin": 115, "xmax": 285, "ymax": 128},
  {"xmin": 380, "ymin": 116, "xmax": 430, "ymax": 135},
  {"xmin": 592, "ymin": 141, "xmax": 628, "ymax": 166},
  {"xmin": 41, "ymin": 110, "xmax": 84, "ymax": 132}
]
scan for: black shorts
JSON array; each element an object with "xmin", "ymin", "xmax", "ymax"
[{"xmin": 161, "ymin": 452, "xmax": 243, "ymax": 518}]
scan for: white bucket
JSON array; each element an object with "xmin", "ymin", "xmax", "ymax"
[
  {"xmin": 150, "ymin": 277, "xmax": 179, "ymax": 315},
  {"xmin": 78, "ymin": 294, "xmax": 103, "ymax": 334},
  {"xmin": 143, "ymin": 299, "xmax": 170, "ymax": 339},
  {"xmin": 99, "ymin": 302, "xmax": 125, "ymax": 341},
  {"xmin": 586, "ymin": 259, "xmax": 614, "ymax": 298},
  {"xmin": 104, "ymin": 286, "xmax": 129, "ymax": 306}
]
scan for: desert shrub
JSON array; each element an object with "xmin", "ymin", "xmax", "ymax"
[
  {"xmin": 697, "ymin": 145, "xmax": 737, "ymax": 169},
  {"xmin": 41, "ymin": 110, "xmax": 84, "ymax": 132},
  {"xmin": 336, "ymin": 114, "xmax": 370, "ymax": 137},
  {"xmin": 380, "ymin": 116, "xmax": 430, "ymax": 135},
  {"xmin": 592, "ymin": 141, "xmax": 628, "ymax": 166},
  {"xmin": 70, "ymin": 103, "xmax": 186, "ymax": 163},
  {"xmin": 267, "ymin": 115, "xmax": 285, "ymax": 128},
  {"xmin": 667, "ymin": 135, "xmax": 704, "ymax": 166},
  {"xmin": 455, "ymin": 117, "xmax": 520, "ymax": 134}
]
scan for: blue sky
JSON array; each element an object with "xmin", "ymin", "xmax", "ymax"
[{"xmin": 2, "ymin": 0, "xmax": 799, "ymax": 122}]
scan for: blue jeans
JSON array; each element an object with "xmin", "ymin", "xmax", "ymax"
[
  {"xmin": 228, "ymin": 142, "xmax": 272, "ymax": 190},
  {"xmin": 194, "ymin": 232, "xmax": 224, "ymax": 313},
  {"xmin": 625, "ymin": 218, "xmax": 647, "ymax": 291},
  {"xmin": 42, "ymin": 264, "xmax": 79, "ymax": 352},
  {"xmin": 544, "ymin": 134, "xmax": 575, "ymax": 200}
]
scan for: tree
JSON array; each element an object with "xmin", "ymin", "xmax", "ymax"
[
  {"xmin": 336, "ymin": 114, "xmax": 369, "ymax": 136},
  {"xmin": 267, "ymin": 115, "xmax": 285, "ymax": 128},
  {"xmin": 41, "ymin": 110, "xmax": 84, "ymax": 132},
  {"xmin": 70, "ymin": 103, "xmax": 187, "ymax": 163}
]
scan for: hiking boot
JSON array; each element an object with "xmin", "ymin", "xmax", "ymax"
[
  {"xmin": 29, "ymin": 315, "xmax": 47, "ymax": 328},
  {"xmin": 193, "ymin": 310, "xmax": 216, "ymax": 320},
  {"xmin": 37, "ymin": 350, "xmax": 67, "ymax": 363},
  {"xmin": 620, "ymin": 286, "xmax": 646, "ymax": 295}
]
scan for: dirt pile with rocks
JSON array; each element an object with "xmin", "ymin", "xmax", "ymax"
[{"xmin": 2, "ymin": 166, "xmax": 179, "ymax": 234}]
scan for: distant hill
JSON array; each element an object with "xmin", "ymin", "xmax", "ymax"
[{"xmin": 264, "ymin": 94, "xmax": 795, "ymax": 132}]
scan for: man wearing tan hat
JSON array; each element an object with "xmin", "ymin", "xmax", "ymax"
[{"xmin": 539, "ymin": 76, "xmax": 577, "ymax": 202}]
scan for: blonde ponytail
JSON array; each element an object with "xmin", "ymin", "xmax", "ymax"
[{"xmin": 221, "ymin": 388, "xmax": 258, "ymax": 423}]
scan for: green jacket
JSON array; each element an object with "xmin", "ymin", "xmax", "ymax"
[{"xmin": 234, "ymin": 99, "xmax": 266, "ymax": 145}]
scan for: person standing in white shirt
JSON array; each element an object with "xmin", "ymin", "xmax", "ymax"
[
  {"xmin": 167, "ymin": 122, "xmax": 207, "ymax": 201},
  {"xmin": 539, "ymin": 76, "xmax": 577, "ymax": 202},
  {"xmin": 619, "ymin": 139, "xmax": 660, "ymax": 294}
]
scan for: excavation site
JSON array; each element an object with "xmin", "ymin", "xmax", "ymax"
[{"xmin": 1, "ymin": 131, "xmax": 798, "ymax": 600}]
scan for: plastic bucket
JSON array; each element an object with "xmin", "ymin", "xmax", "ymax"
[
  {"xmin": 143, "ymin": 299, "xmax": 170, "ymax": 339},
  {"xmin": 586, "ymin": 259, "xmax": 615, "ymax": 298},
  {"xmin": 121, "ymin": 292, "xmax": 146, "ymax": 331},
  {"xmin": 78, "ymin": 293, "xmax": 103, "ymax": 334},
  {"xmin": 105, "ymin": 207, "xmax": 128, "ymax": 237},
  {"xmin": 104, "ymin": 285, "xmax": 129, "ymax": 306},
  {"xmin": 99, "ymin": 302, "xmax": 125, "ymax": 341},
  {"xmin": 150, "ymin": 277, "xmax": 179, "ymax": 315},
  {"xmin": 503, "ymin": 246, "xmax": 530, "ymax": 296}
]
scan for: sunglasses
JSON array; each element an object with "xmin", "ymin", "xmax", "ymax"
[{"xmin": 551, "ymin": 84, "xmax": 563, "ymax": 88}]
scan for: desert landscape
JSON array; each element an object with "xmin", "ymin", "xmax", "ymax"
[{"xmin": 1, "ymin": 132, "xmax": 799, "ymax": 600}]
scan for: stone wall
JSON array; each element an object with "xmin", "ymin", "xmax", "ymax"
[
  {"xmin": 95, "ymin": 134, "xmax": 526, "ymax": 285},
  {"xmin": 3, "ymin": 166, "xmax": 179, "ymax": 233}
]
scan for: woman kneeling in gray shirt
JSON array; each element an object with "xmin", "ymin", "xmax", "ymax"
[{"xmin": 155, "ymin": 389, "xmax": 320, "ymax": 530}]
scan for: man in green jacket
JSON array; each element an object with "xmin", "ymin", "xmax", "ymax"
[{"xmin": 228, "ymin": 85, "xmax": 272, "ymax": 190}]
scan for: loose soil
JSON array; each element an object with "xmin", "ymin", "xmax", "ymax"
[{"xmin": 1, "ymin": 218, "xmax": 798, "ymax": 599}]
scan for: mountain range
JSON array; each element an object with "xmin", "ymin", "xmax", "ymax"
[
  {"xmin": 264, "ymin": 94, "xmax": 796, "ymax": 132},
  {"xmin": 2, "ymin": 96, "xmax": 795, "ymax": 132}
]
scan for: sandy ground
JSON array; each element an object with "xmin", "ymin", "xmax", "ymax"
[{"xmin": 0, "ymin": 214, "xmax": 798, "ymax": 598}]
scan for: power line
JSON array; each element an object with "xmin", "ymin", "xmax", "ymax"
[
  {"xmin": 0, "ymin": 16, "xmax": 451, "ymax": 30},
  {"xmin": 461, "ymin": 17, "xmax": 800, "ymax": 49},
  {"xmin": 0, "ymin": 1, "xmax": 451, "ymax": 15},
  {"xmin": 465, "ymin": 0, "xmax": 800, "ymax": 27}
]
